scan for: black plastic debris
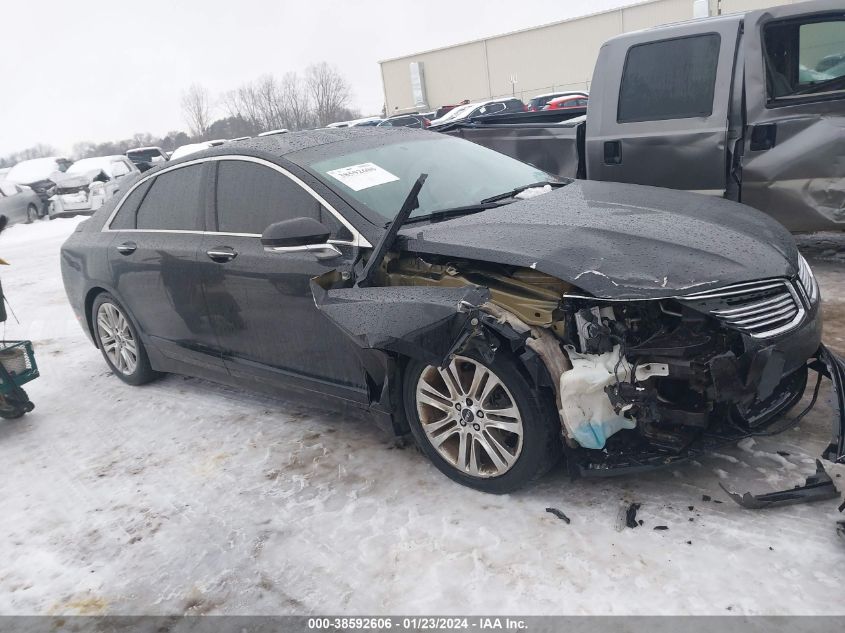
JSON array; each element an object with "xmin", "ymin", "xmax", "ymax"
[
  {"xmin": 777, "ymin": 451, "xmax": 791, "ymax": 457},
  {"xmin": 720, "ymin": 460, "xmax": 838, "ymax": 509},
  {"xmin": 625, "ymin": 503, "xmax": 641, "ymax": 529},
  {"xmin": 688, "ymin": 505, "xmax": 694, "ymax": 511},
  {"xmin": 702, "ymin": 495, "xmax": 712, "ymax": 502},
  {"xmin": 545, "ymin": 507, "xmax": 570, "ymax": 524},
  {"xmin": 653, "ymin": 525, "xmax": 669, "ymax": 531}
]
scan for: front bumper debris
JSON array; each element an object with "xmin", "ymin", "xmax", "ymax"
[
  {"xmin": 722, "ymin": 344, "xmax": 845, "ymax": 523},
  {"xmin": 720, "ymin": 460, "xmax": 838, "ymax": 508}
]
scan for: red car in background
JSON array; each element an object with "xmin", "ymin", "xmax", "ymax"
[{"xmin": 542, "ymin": 95, "xmax": 589, "ymax": 110}]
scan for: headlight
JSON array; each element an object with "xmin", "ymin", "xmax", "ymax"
[{"xmin": 797, "ymin": 253, "xmax": 819, "ymax": 306}]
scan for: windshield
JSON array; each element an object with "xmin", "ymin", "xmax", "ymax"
[
  {"xmin": 293, "ymin": 136, "xmax": 551, "ymax": 222},
  {"xmin": 68, "ymin": 157, "xmax": 111, "ymax": 175},
  {"xmin": 7, "ymin": 157, "xmax": 61, "ymax": 183},
  {"xmin": 432, "ymin": 103, "xmax": 476, "ymax": 124}
]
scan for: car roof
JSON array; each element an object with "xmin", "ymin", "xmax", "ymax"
[
  {"xmin": 156, "ymin": 127, "xmax": 430, "ymax": 168},
  {"xmin": 127, "ymin": 146, "xmax": 164, "ymax": 153}
]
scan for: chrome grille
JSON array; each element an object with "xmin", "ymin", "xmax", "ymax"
[{"xmin": 680, "ymin": 279, "xmax": 804, "ymax": 339}]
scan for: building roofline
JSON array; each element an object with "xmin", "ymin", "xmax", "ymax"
[{"xmin": 377, "ymin": 0, "xmax": 664, "ymax": 64}]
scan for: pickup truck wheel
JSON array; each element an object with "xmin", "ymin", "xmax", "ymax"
[
  {"xmin": 404, "ymin": 351, "xmax": 561, "ymax": 493},
  {"xmin": 92, "ymin": 293, "xmax": 159, "ymax": 386}
]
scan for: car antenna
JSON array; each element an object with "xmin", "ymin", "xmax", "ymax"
[{"xmin": 355, "ymin": 173, "xmax": 427, "ymax": 288}]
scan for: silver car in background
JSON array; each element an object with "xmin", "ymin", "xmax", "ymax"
[
  {"xmin": 50, "ymin": 155, "xmax": 139, "ymax": 218},
  {"xmin": 0, "ymin": 180, "xmax": 41, "ymax": 225}
]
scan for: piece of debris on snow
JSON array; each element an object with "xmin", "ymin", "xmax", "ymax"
[
  {"xmin": 617, "ymin": 502, "xmax": 641, "ymax": 530},
  {"xmin": 653, "ymin": 525, "xmax": 669, "ymax": 531},
  {"xmin": 702, "ymin": 495, "xmax": 712, "ymax": 502},
  {"xmin": 545, "ymin": 507, "xmax": 570, "ymax": 524},
  {"xmin": 777, "ymin": 451, "xmax": 791, "ymax": 457},
  {"xmin": 721, "ymin": 460, "xmax": 839, "ymax": 509}
]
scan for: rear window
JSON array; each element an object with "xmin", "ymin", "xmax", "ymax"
[
  {"xmin": 617, "ymin": 33, "xmax": 721, "ymax": 122},
  {"xmin": 136, "ymin": 165, "xmax": 204, "ymax": 231}
]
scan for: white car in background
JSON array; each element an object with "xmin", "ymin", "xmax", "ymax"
[
  {"xmin": 6, "ymin": 156, "xmax": 72, "ymax": 217},
  {"xmin": 170, "ymin": 139, "xmax": 227, "ymax": 160},
  {"xmin": 326, "ymin": 116, "xmax": 383, "ymax": 128},
  {"xmin": 51, "ymin": 155, "xmax": 139, "ymax": 217}
]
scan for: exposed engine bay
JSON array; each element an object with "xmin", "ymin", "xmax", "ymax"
[{"xmin": 314, "ymin": 252, "xmax": 839, "ymax": 478}]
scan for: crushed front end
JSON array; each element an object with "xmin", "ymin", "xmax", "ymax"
[
  {"xmin": 560, "ymin": 274, "xmax": 827, "ymax": 475},
  {"xmin": 312, "ymin": 249, "xmax": 844, "ymax": 481}
]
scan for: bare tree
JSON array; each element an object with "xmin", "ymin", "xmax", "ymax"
[
  {"xmin": 222, "ymin": 83, "xmax": 263, "ymax": 130},
  {"xmin": 0, "ymin": 144, "xmax": 59, "ymax": 167},
  {"xmin": 280, "ymin": 71, "xmax": 311, "ymax": 131},
  {"xmin": 181, "ymin": 83, "xmax": 212, "ymax": 139},
  {"xmin": 255, "ymin": 75, "xmax": 286, "ymax": 131},
  {"xmin": 305, "ymin": 62, "xmax": 351, "ymax": 127}
]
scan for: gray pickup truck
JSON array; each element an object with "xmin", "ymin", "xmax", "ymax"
[{"xmin": 441, "ymin": 0, "xmax": 844, "ymax": 232}]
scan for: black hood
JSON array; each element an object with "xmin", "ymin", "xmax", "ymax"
[{"xmin": 400, "ymin": 180, "xmax": 799, "ymax": 299}]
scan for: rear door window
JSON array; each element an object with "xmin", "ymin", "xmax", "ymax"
[
  {"xmin": 617, "ymin": 33, "xmax": 721, "ymax": 122},
  {"xmin": 136, "ymin": 164, "xmax": 204, "ymax": 231},
  {"xmin": 215, "ymin": 160, "xmax": 350, "ymax": 240}
]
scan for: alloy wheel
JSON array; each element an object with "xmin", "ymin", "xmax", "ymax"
[
  {"xmin": 415, "ymin": 356, "xmax": 524, "ymax": 478},
  {"xmin": 96, "ymin": 303, "xmax": 138, "ymax": 376}
]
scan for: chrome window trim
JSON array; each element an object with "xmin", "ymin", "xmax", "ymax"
[{"xmin": 102, "ymin": 154, "xmax": 371, "ymax": 248}]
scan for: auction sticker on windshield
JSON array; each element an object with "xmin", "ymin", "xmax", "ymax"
[{"xmin": 326, "ymin": 163, "xmax": 399, "ymax": 191}]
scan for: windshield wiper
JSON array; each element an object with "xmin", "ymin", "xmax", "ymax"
[
  {"xmin": 479, "ymin": 179, "xmax": 566, "ymax": 205},
  {"xmin": 401, "ymin": 201, "xmax": 507, "ymax": 226},
  {"xmin": 357, "ymin": 173, "xmax": 427, "ymax": 288}
]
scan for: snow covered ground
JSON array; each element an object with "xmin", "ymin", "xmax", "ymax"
[{"xmin": 0, "ymin": 218, "xmax": 843, "ymax": 616}]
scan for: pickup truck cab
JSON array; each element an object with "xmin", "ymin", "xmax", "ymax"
[{"xmin": 443, "ymin": 0, "xmax": 844, "ymax": 232}]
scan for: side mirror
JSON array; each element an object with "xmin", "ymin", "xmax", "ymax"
[
  {"xmin": 262, "ymin": 218, "xmax": 342, "ymax": 260},
  {"xmin": 261, "ymin": 217, "xmax": 330, "ymax": 247}
]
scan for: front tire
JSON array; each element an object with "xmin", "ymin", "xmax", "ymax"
[
  {"xmin": 91, "ymin": 293, "xmax": 159, "ymax": 386},
  {"xmin": 25, "ymin": 205, "xmax": 38, "ymax": 224},
  {"xmin": 403, "ymin": 351, "xmax": 561, "ymax": 493}
]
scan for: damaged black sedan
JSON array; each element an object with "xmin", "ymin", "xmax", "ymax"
[{"xmin": 60, "ymin": 128, "xmax": 845, "ymax": 493}]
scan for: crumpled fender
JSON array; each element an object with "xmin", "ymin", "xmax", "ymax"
[{"xmin": 310, "ymin": 280, "xmax": 490, "ymax": 368}]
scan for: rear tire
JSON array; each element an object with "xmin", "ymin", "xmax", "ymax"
[
  {"xmin": 91, "ymin": 293, "xmax": 160, "ymax": 386},
  {"xmin": 403, "ymin": 350, "xmax": 561, "ymax": 493}
]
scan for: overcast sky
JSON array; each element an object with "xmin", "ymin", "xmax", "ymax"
[{"xmin": 1, "ymin": 0, "xmax": 637, "ymax": 157}]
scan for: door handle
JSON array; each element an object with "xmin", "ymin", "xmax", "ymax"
[
  {"xmin": 750, "ymin": 124, "xmax": 777, "ymax": 151},
  {"xmin": 206, "ymin": 247, "xmax": 238, "ymax": 263},
  {"xmin": 603, "ymin": 140, "xmax": 622, "ymax": 165},
  {"xmin": 116, "ymin": 241, "xmax": 137, "ymax": 255}
]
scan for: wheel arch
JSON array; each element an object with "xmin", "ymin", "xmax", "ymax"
[{"xmin": 84, "ymin": 286, "xmax": 108, "ymax": 347}]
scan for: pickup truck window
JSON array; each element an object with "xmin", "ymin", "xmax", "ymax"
[
  {"xmin": 765, "ymin": 18, "xmax": 845, "ymax": 102},
  {"xmin": 617, "ymin": 33, "xmax": 720, "ymax": 123}
]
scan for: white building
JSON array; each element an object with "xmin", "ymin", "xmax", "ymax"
[{"xmin": 379, "ymin": 0, "xmax": 809, "ymax": 113}]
